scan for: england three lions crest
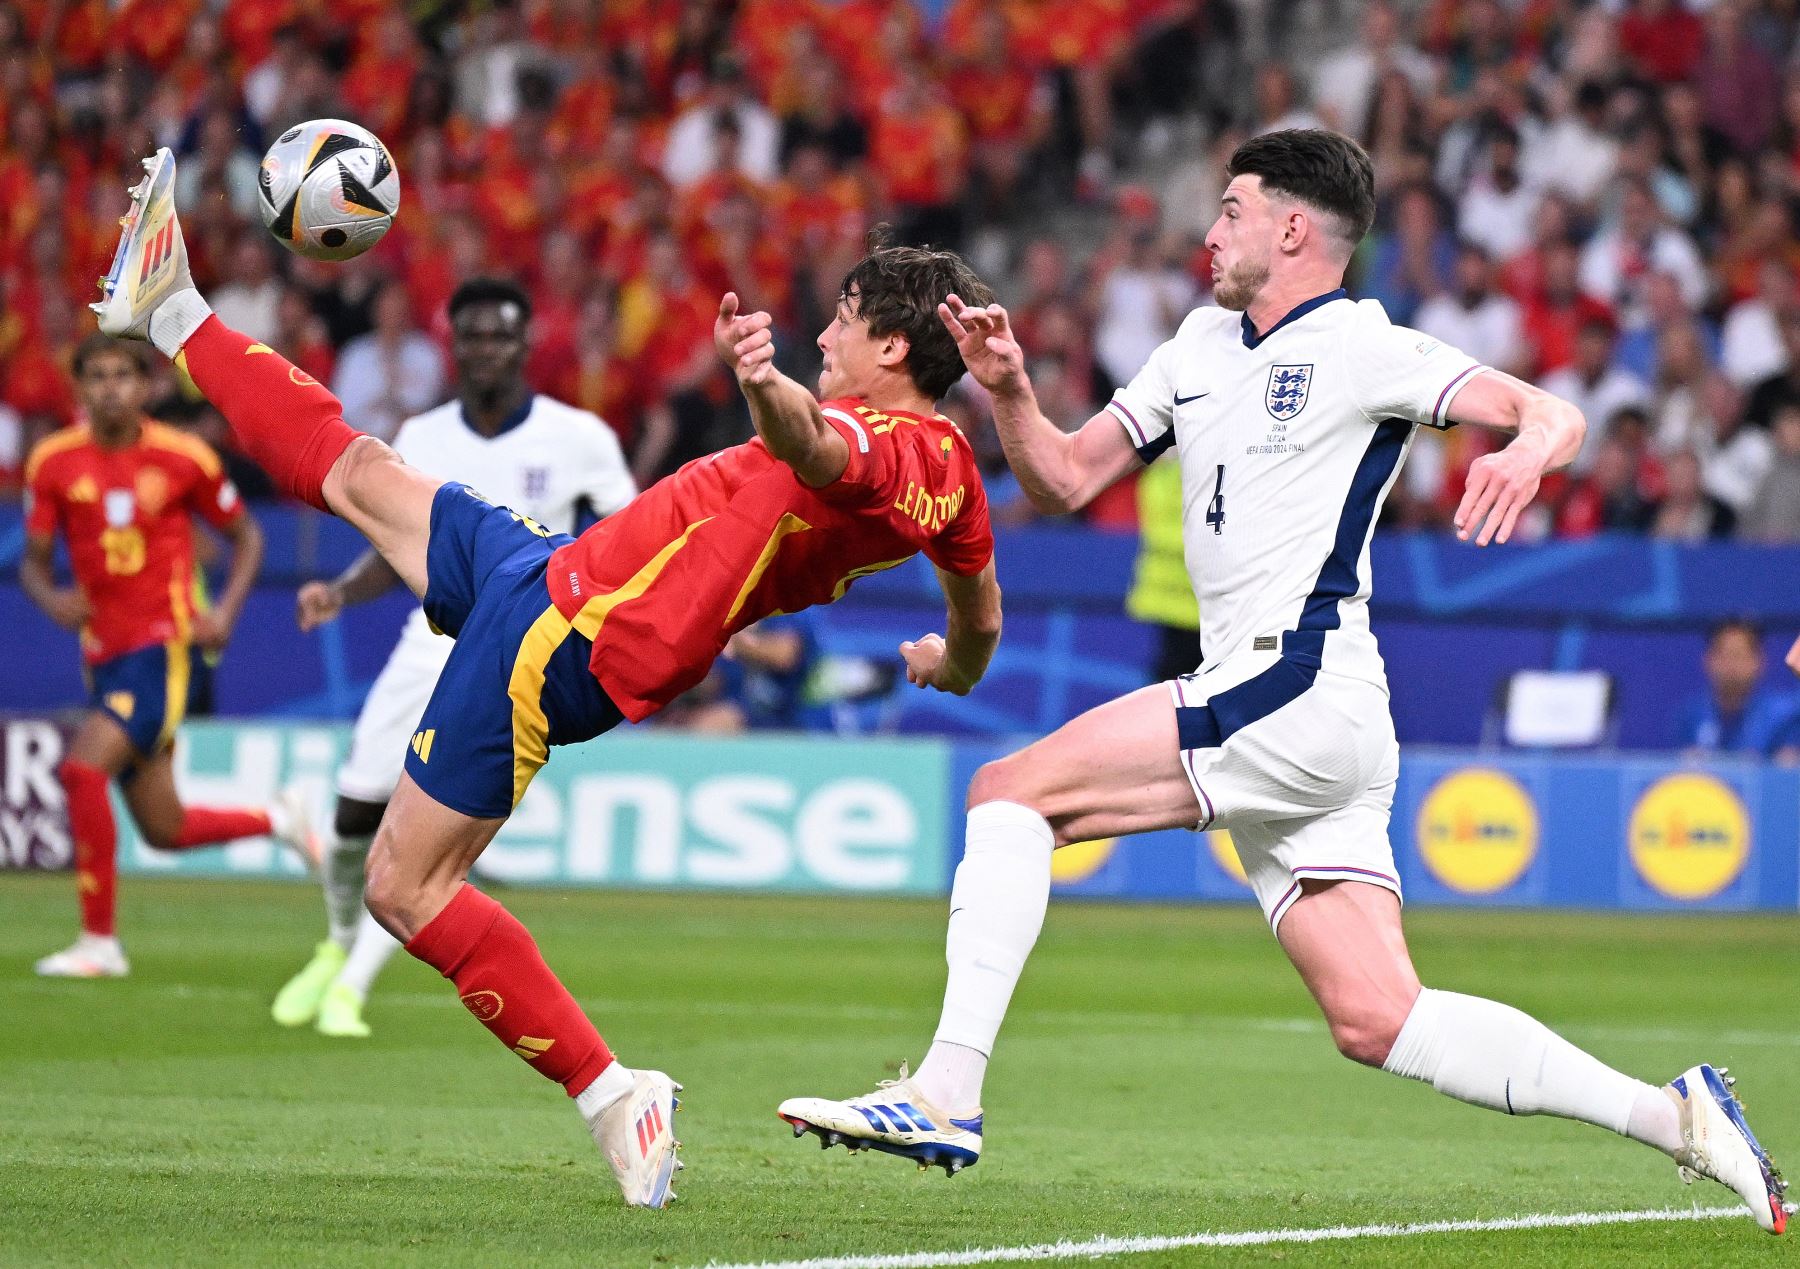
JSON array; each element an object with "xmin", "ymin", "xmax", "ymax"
[{"xmin": 1265, "ymin": 364, "xmax": 1312, "ymax": 420}]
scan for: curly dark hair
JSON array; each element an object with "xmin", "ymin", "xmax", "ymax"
[
  {"xmin": 839, "ymin": 230, "xmax": 996, "ymax": 401},
  {"xmin": 1227, "ymin": 128, "xmax": 1377, "ymax": 249}
]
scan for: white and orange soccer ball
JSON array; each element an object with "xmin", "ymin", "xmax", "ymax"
[{"xmin": 256, "ymin": 118, "xmax": 400, "ymax": 262}]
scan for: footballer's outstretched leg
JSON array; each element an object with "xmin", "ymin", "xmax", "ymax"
[
  {"xmin": 94, "ymin": 148, "xmax": 682, "ymax": 1207},
  {"xmin": 1283, "ymin": 878, "xmax": 1790, "ymax": 1234}
]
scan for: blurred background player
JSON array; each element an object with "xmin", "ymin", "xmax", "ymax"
[
  {"xmin": 271, "ymin": 277, "xmax": 636, "ymax": 1039},
  {"xmin": 20, "ymin": 335, "xmax": 315, "ymax": 978},
  {"xmin": 91, "ymin": 148, "xmax": 1001, "ymax": 1206}
]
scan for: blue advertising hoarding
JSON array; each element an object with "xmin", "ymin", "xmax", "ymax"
[{"xmin": 1, "ymin": 718, "xmax": 1793, "ymax": 912}]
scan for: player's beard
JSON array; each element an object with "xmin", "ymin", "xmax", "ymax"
[{"xmin": 1212, "ymin": 249, "xmax": 1271, "ymax": 312}]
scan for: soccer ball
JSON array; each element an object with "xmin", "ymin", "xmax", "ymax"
[{"xmin": 257, "ymin": 118, "xmax": 400, "ymax": 262}]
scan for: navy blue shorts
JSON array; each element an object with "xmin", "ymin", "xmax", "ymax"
[
  {"xmin": 404, "ymin": 483, "xmax": 625, "ymax": 819},
  {"xmin": 88, "ymin": 641, "xmax": 190, "ymax": 759}
]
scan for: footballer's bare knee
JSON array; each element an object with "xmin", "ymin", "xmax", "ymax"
[{"xmin": 363, "ymin": 833, "xmax": 463, "ymax": 942}]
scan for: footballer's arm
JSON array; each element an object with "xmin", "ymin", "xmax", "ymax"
[
  {"xmin": 1443, "ymin": 369, "xmax": 1587, "ymax": 547},
  {"xmin": 195, "ymin": 510, "xmax": 264, "ymax": 649},
  {"xmin": 715, "ymin": 291, "xmax": 849, "ymax": 488},
  {"xmin": 295, "ymin": 546, "xmax": 403, "ymax": 632},
  {"xmin": 903, "ymin": 561, "xmax": 1002, "ymax": 696},
  {"xmin": 938, "ymin": 295, "xmax": 1138, "ymax": 514},
  {"xmin": 19, "ymin": 533, "xmax": 89, "ymax": 631}
]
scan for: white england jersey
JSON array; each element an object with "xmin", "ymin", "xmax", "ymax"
[
  {"xmin": 388, "ymin": 393, "xmax": 636, "ymax": 653},
  {"xmin": 335, "ymin": 394, "xmax": 636, "ymax": 803},
  {"xmin": 1108, "ymin": 290, "xmax": 1487, "ymax": 688}
]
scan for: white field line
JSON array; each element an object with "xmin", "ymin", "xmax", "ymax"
[
  {"xmin": 697, "ymin": 1205, "xmax": 1745, "ymax": 1269},
  {"xmin": 19, "ymin": 979, "xmax": 1800, "ymax": 1049}
]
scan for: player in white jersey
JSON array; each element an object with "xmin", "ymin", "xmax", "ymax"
[
  {"xmin": 781, "ymin": 130, "xmax": 1789, "ymax": 1233},
  {"xmin": 271, "ymin": 278, "xmax": 635, "ymax": 1037}
]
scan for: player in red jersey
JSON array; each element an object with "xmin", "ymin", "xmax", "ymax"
[
  {"xmin": 92, "ymin": 150, "xmax": 1001, "ymax": 1207},
  {"xmin": 21, "ymin": 335, "xmax": 320, "ymax": 979}
]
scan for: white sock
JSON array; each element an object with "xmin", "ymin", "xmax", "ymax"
[
  {"xmin": 148, "ymin": 288, "xmax": 212, "ymax": 358},
  {"xmin": 1382, "ymin": 988, "xmax": 1681, "ymax": 1153},
  {"xmin": 914, "ymin": 1041, "xmax": 988, "ymax": 1112},
  {"xmin": 916, "ymin": 800, "xmax": 1054, "ymax": 1109},
  {"xmin": 575, "ymin": 1060, "xmax": 635, "ymax": 1121},
  {"xmin": 323, "ymin": 830, "xmax": 372, "ymax": 950},
  {"xmin": 335, "ymin": 908, "xmax": 400, "ymax": 999}
]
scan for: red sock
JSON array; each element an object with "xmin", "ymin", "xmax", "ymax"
[
  {"xmin": 167, "ymin": 806, "xmax": 273, "ymax": 850},
  {"xmin": 174, "ymin": 316, "xmax": 361, "ymax": 512},
  {"xmin": 61, "ymin": 760, "xmax": 118, "ymax": 937},
  {"xmin": 405, "ymin": 885, "xmax": 614, "ymax": 1097}
]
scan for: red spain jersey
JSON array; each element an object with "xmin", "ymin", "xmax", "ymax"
[
  {"xmin": 545, "ymin": 398, "xmax": 994, "ymax": 721},
  {"xmin": 24, "ymin": 421, "xmax": 243, "ymax": 664}
]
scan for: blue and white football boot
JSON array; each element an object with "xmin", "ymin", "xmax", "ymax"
[
  {"xmin": 778, "ymin": 1064, "xmax": 982, "ymax": 1176},
  {"xmin": 1667, "ymin": 1063, "xmax": 1789, "ymax": 1234}
]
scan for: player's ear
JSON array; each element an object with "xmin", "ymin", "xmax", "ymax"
[
  {"xmin": 878, "ymin": 329, "xmax": 911, "ymax": 369},
  {"xmin": 1281, "ymin": 208, "xmax": 1309, "ymax": 255}
]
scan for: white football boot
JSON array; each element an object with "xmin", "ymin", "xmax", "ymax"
[
  {"xmin": 586, "ymin": 1068, "xmax": 684, "ymax": 1207},
  {"xmin": 267, "ymin": 787, "xmax": 323, "ymax": 871},
  {"xmin": 35, "ymin": 933, "xmax": 130, "ymax": 979},
  {"xmin": 1667, "ymin": 1063, "xmax": 1790, "ymax": 1234},
  {"xmin": 90, "ymin": 147, "xmax": 199, "ymax": 345},
  {"xmin": 778, "ymin": 1064, "xmax": 982, "ymax": 1176}
]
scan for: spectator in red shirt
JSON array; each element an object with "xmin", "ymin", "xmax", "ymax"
[{"xmin": 1619, "ymin": 0, "xmax": 1704, "ymax": 85}]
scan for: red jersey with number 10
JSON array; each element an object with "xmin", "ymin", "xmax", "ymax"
[{"xmin": 545, "ymin": 397, "xmax": 993, "ymax": 721}]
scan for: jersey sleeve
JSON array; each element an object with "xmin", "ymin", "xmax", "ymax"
[
  {"xmin": 579, "ymin": 417, "xmax": 638, "ymax": 517},
  {"xmin": 1106, "ymin": 330, "xmax": 1182, "ymax": 463},
  {"xmin": 1348, "ymin": 319, "xmax": 1488, "ymax": 430},
  {"xmin": 923, "ymin": 463, "xmax": 995, "ymax": 577},
  {"xmin": 183, "ymin": 447, "xmax": 245, "ymax": 531},
  {"xmin": 815, "ymin": 400, "xmax": 901, "ymax": 508},
  {"xmin": 22, "ymin": 454, "xmax": 60, "ymax": 539}
]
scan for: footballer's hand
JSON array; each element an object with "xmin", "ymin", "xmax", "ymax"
[
  {"xmin": 938, "ymin": 294, "xmax": 1026, "ymax": 396},
  {"xmin": 1455, "ymin": 439, "xmax": 1546, "ymax": 547},
  {"xmin": 716, "ymin": 291, "xmax": 777, "ymax": 387},
  {"xmin": 901, "ymin": 633, "xmax": 972, "ymax": 695},
  {"xmin": 190, "ymin": 609, "xmax": 232, "ymax": 652},
  {"xmin": 296, "ymin": 581, "xmax": 344, "ymax": 632},
  {"xmin": 45, "ymin": 587, "xmax": 90, "ymax": 631}
]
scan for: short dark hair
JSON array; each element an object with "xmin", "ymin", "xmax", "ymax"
[
  {"xmin": 839, "ymin": 230, "xmax": 996, "ymax": 401},
  {"xmin": 1226, "ymin": 128, "xmax": 1376, "ymax": 249},
  {"xmin": 72, "ymin": 333, "xmax": 147, "ymax": 378},
  {"xmin": 449, "ymin": 277, "xmax": 532, "ymax": 326}
]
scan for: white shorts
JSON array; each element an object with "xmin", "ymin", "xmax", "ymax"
[
  {"xmin": 335, "ymin": 629, "xmax": 451, "ymax": 805},
  {"xmin": 1169, "ymin": 648, "xmax": 1401, "ymax": 930}
]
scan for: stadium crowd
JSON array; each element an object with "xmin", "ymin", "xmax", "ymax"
[{"xmin": 9, "ymin": 0, "xmax": 1800, "ymax": 542}]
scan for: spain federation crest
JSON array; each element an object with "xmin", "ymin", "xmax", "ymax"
[{"xmin": 1265, "ymin": 364, "xmax": 1312, "ymax": 420}]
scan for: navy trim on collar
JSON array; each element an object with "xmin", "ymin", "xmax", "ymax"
[
  {"xmin": 1240, "ymin": 288, "xmax": 1348, "ymax": 350},
  {"xmin": 461, "ymin": 392, "xmax": 536, "ymax": 438}
]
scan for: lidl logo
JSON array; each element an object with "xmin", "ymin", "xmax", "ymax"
[
  {"xmin": 1416, "ymin": 768, "xmax": 1538, "ymax": 895},
  {"xmin": 1051, "ymin": 837, "xmax": 1114, "ymax": 884},
  {"xmin": 1629, "ymin": 773, "xmax": 1749, "ymax": 901},
  {"xmin": 1208, "ymin": 830, "xmax": 1249, "ymax": 886}
]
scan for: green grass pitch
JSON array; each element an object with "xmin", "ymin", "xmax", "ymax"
[{"xmin": 1, "ymin": 874, "xmax": 1795, "ymax": 1267}]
